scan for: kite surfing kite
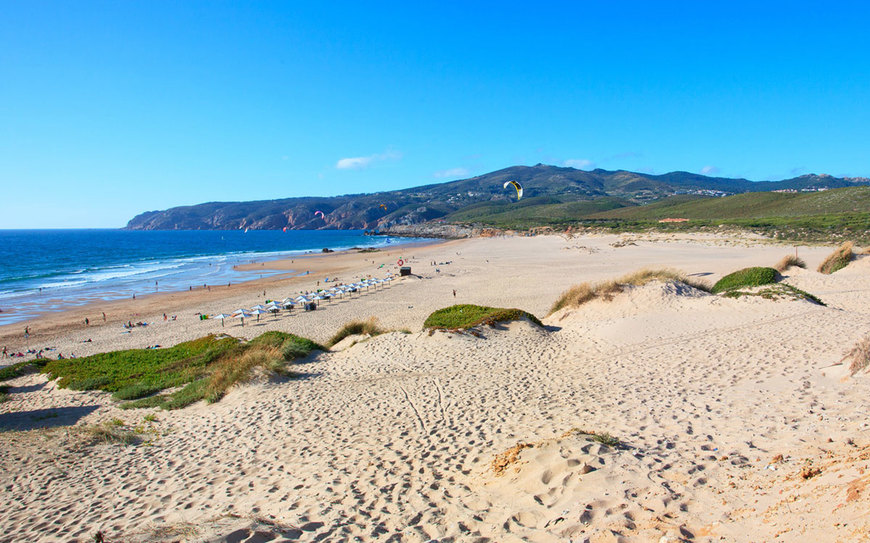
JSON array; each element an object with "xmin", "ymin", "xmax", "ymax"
[
  {"xmin": 380, "ymin": 203, "xmax": 388, "ymax": 211},
  {"xmin": 503, "ymin": 180, "xmax": 523, "ymax": 200},
  {"xmin": 314, "ymin": 210, "xmax": 325, "ymax": 220}
]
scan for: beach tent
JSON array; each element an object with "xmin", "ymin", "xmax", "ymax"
[{"xmin": 251, "ymin": 308, "xmax": 268, "ymax": 322}]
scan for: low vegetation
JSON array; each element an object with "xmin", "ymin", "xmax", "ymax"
[
  {"xmin": 549, "ymin": 269, "xmax": 710, "ymax": 315},
  {"xmin": 491, "ymin": 428, "xmax": 622, "ymax": 476},
  {"xmin": 774, "ymin": 254, "xmax": 807, "ymax": 272},
  {"xmin": 42, "ymin": 332, "xmax": 323, "ymax": 410},
  {"xmin": 86, "ymin": 420, "xmax": 141, "ymax": 446},
  {"xmin": 711, "ymin": 267, "xmax": 779, "ymax": 294},
  {"xmin": 721, "ymin": 283, "xmax": 825, "ymax": 306},
  {"xmin": 327, "ymin": 317, "xmax": 387, "ymax": 347},
  {"xmin": 0, "ymin": 360, "xmax": 46, "ymax": 382},
  {"xmin": 0, "ymin": 385, "xmax": 8, "ymax": 403},
  {"xmin": 818, "ymin": 241, "xmax": 854, "ymax": 274},
  {"xmin": 842, "ymin": 335, "xmax": 870, "ymax": 375},
  {"xmin": 424, "ymin": 304, "xmax": 543, "ymax": 330}
]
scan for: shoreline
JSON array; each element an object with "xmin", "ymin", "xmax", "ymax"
[{"xmin": 0, "ymin": 238, "xmax": 455, "ymax": 355}]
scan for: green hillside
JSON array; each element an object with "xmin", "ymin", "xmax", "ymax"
[
  {"xmin": 442, "ymin": 186, "xmax": 870, "ymax": 242},
  {"xmin": 586, "ymin": 186, "xmax": 870, "ymax": 220},
  {"xmin": 445, "ymin": 196, "xmax": 632, "ymax": 227}
]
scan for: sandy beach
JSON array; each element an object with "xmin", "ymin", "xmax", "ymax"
[{"xmin": 2, "ymin": 232, "xmax": 870, "ymax": 542}]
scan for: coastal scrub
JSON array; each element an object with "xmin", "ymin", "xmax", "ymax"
[
  {"xmin": 327, "ymin": 317, "xmax": 387, "ymax": 347},
  {"xmin": 424, "ymin": 305, "xmax": 543, "ymax": 330},
  {"xmin": 41, "ymin": 332, "xmax": 323, "ymax": 410},
  {"xmin": 818, "ymin": 241, "xmax": 854, "ymax": 274},
  {"xmin": 711, "ymin": 267, "xmax": 778, "ymax": 294},
  {"xmin": 549, "ymin": 268, "xmax": 710, "ymax": 315}
]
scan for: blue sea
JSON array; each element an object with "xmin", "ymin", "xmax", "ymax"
[{"xmin": 0, "ymin": 229, "xmax": 430, "ymax": 326}]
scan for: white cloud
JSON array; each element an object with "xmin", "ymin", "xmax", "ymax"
[
  {"xmin": 335, "ymin": 149, "xmax": 401, "ymax": 170},
  {"xmin": 336, "ymin": 156, "xmax": 373, "ymax": 170},
  {"xmin": 701, "ymin": 165, "xmax": 720, "ymax": 175},
  {"xmin": 434, "ymin": 167, "xmax": 469, "ymax": 179},
  {"xmin": 564, "ymin": 159, "xmax": 595, "ymax": 169}
]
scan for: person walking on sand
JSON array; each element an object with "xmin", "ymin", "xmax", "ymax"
[
  {"xmin": 453, "ymin": 289, "xmax": 456, "ymax": 298},
  {"xmin": 84, "ymin": 317, "xmax": 89, "ymax": 326},
  {"xmin": 24, "ymin": 326, "xmax": 29, "ymax": 338},
  {"xmin": 102, "ymin": 312, "xmax": 106, "ymax": 322}
]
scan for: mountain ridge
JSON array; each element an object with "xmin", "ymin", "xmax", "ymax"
[{"xmin": 125, "ymin": 164, "xmax": 870, "ymax": 230}]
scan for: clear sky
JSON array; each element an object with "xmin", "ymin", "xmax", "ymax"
[{"xmin": 2, "ymin": 1, "xmax": 869, "ymax": 228}]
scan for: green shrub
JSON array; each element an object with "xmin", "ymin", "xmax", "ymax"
[
  {"xmin": 424, "ymin": 305, "xmax": 542, "ymax": 330},
  {"xmin": 68, "ymin": 376, "xmax": 113, "ymax": 391},
  {"xmin": 0, "ymin": 360, "xmax": 46, "ymax": 382},
  {"xmin": 711, "ymin": 267, "xmax": 778, "ymax": 293},
  {"xmin": 721, "ymin": 283, "xmax": 825, "ymax": 305},
  {"xmin": 112, "ymin": 383, "xmax": 165, "ymax": 401},
  {"xmin": 41, "ymin": 331, "xmax": 321, "ymax": 411}
]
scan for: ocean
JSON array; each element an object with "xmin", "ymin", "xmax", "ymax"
[{"xmin": 0, "ymin": 229, "xmax": 431, "ymax": 326}]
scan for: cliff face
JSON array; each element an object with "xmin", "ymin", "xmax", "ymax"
[{"xmin": 125, "ymin": 165, "xmax": 868, "ymax": 230}]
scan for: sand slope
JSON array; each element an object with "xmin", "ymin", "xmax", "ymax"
[{"xmin": 1, "ymin": 234, "xmax": 870, "ymax": 542}]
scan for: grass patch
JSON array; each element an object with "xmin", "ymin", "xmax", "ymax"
[
  {"xmin": 560, "ymin": 428, "xmax": 622, "ymax": 448},
  {"xmin": 842, "ymin": 335, "xmax": 870, "ymax": 375},
  {"xmin": 44, "ymin": 332, "xmax": 323, "ymax": 411},
  {"xmin": 721, "ymin": 283, "xmax": 825, "ymax": 305},
  {"xmin": 774, "ymin": 254, "xmax": 807, "ymax": 272},
  {"xmin": 711, "ymin": 267, "xmax": 778, "ymax": 294},
  {"xmin": 424, "ymin": 305, "xmax": 543, "ymax": 330},
  {"xmin": 818, "ymin": 241, "xmax": 854, "ymax": 274},
  {"xmin": 327, "ymin": 317, "xmax": 387, "ymax": 347},
  {"xmin": 0, "ymin": 385, "xmax": 7, "ymax": 403},
  {"xmin": 0, "ymin": 360, "xmax": 46, "ymax": 382},
  {"xmin": 549, "ymin": 268, "xmax": 710, "ymax": 315},
  {"xmin": 86, "ymin": 421, "xmax": 141, "ymax": 446},
  {"xmin": 144, "ymin": 413, "xmax": 158, "ymax": 422}
]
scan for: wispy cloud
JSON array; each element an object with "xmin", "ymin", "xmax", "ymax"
[
  {"xmin": 563, "ymin": 159, "xmax": 595, "ymax": 169},
  {"xmin": 700, "ymin": 165, "xmax": 720, "ymax": 175},
  {"xmin": 335, "ymin": 149, "xmax": 401, "ymax": 170},
  {"xmin": 434, "ymin": 167, "xmax": 470, "ymax": 179}
]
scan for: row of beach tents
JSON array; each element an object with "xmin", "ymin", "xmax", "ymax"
[{"xmin": 210, "ymin": 275, "xmax": 396, "ymax": 326}]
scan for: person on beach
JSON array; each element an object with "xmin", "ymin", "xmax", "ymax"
[
  {"xmin": 24, "ymin": 326, "xmax": 29, "ymax": 338},
  {"xmin": 102, "ymin": 312, "xmax": 106, "ymax": 322},
  {"xmin": 453, "ymin": 289, "xmax": 456, "ymax": 297},
  {"xmin": 163, "ymin": 313, "xmax": 167, "ymax": 321},
  {"xmin": 84, "ymin": 318, "xmax": 89, "ymax": 326},
  {"xmin": 2, "ymin": 346, "xmax": 7, "ymax": 359}
]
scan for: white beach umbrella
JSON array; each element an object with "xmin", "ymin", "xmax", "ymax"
[
  {"xmin": 252, "ymin": 304, "xmax": 267, "ymax": 311},
  {"xmin": 234, "ymin": 311, "xmax": 251, "ymax": 326},
  {"xmin": 212, "ymin": 313, "xmax": 231, "ymax": 327},
  {"xmin": 251, "ymin": 308, "xmax": 268, "ymax": 321}
]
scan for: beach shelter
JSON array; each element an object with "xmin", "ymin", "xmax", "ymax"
[
  {"xmin": 233, "ymin": 310, "xmax": 251, "ymax": 326},
  {"xmin": 251, "ymin": 308, "xmax": 268, "ymax": 322},
  {"xmin": 212, "ymin": 313, "xmax": 231, "ymax": 327},
  {"xmin": 251, "ymin": 304, "xmax": 267, "ymax": 311}
]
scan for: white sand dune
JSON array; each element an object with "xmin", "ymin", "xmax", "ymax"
[{"xmin": 2, "ymin": 234, "xmax": 870, "ymax": 541}]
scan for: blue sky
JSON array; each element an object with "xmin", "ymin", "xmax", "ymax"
[{"xmin": 2, "ymin": 1, "xmax": 869, "ymax": 228}]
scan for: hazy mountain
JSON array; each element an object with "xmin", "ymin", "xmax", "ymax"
[{"xmin": 125, "ymin": 165, "xmax": 869, "ymax": 230}]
